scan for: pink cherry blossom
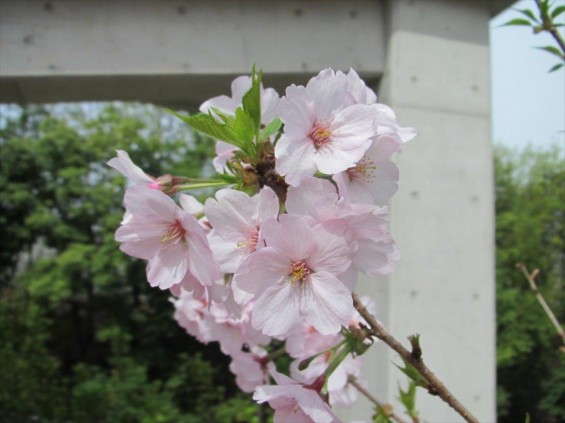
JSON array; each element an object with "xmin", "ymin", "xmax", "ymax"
[
  {"xmin": 344, "ymin": 69, "xmax": 417, "ymax": 143},
  {"xmin": 285, "ymin": 324, "xmax": 341, "ymax": 360},
  {"xmin": 115, "ymin": 186, "xmax": 220, "ymax": 290},
  {"xmin": 290, "ymin": 351, "xmax": 363, "ymax": 408},
  {"xmin": 208, "ymin": 300, "xmax": 271, "ymax": 356},
  {"xmin": 275, "ymin": 69, "xmax": 378, "ymax": 186},
  {"xmin": 205, "ymin": 187, "xmax": 279, "ymax": 275},
  {"xmin": 286, "ymin": 177, "xmax": 399, "ymax": 278},
  {"xmin": 333, "ymin": 134, "xmax": 402, "ymax": 205},
  {"xmin": 254, "ymin": 369, "xmax": 341, "ymax": 423},
  {"xmin": 172, "ymin": 289, "xmax": 216, "ymax": 344},
  {"xmin": 229, "ymin": 347, "xmax": 271, "ymax": 393},
  {"xmin": 234, "ymin": 214, "xmax": 353, "ymax": 337},
  {"xmin": 108, "ymin": 150, "xmax": 154, "ymax": 186}
]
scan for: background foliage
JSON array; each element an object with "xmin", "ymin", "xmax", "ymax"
[
  {"xmin": 0, "ymin": 104, "xmax": 260, "ymax": 423},
  {"xmin": 0, "ymin": 104, "xmax": 563, "ymax": 421},
  {"xmin": 495, "ymin": 144, "xmax": 565, "ymax": 422}
]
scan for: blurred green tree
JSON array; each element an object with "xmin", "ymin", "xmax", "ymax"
[
  {"xmin": 495, "ymin": 144, "xmax": 565, "ymax": 423},
  {"xmin": 0, "ymin": 104, "xmax": 260, "ymax": 422}
]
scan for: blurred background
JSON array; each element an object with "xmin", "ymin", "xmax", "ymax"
[{"xmin": 1, "ymin": 1, "xmax": 563, "ymax": 422}]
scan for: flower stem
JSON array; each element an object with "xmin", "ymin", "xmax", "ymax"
[
  {"xmin": 347, "ymin": 376, "xmax": 408, "ymax": 423},
  {"xmin": 352, "ymin": 293, "xmax": 479, "ymax": 423},
  {"xmin": 175, "ymin": 181, "xmax": 232, "ymax": 191}
]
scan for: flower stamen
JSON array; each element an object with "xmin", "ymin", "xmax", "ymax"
[
  {"xmin": 161, "ymin": 220, "xmax": 186, "ymax": 246},
  {"xmin": 289, "ymin": 260, "xmax": 311, "ymax": 284},
  {"xmin": 309, "ymin": 122, "xmax": 333, "ymax": 149}
]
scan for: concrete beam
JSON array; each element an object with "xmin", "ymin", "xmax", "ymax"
[{"xmin": 0, "ymin": 0, "xmax": 385, "ymax": 107}]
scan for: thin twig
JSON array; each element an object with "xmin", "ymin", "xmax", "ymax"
[
  {"xmin": 517, "ymin": 263, "xmax": 565, "ymax": 350},
  {"xmin": 352, "ymin": 293, "xmax": 479, "ymax": 423},
  {"xmin": 348, "ymin": 376, "xmax": 408, "ymax": 423}
]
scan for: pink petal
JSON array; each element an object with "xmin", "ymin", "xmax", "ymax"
[
  {"xmin": 304, "ymin": 271, "xmax": 353, "ymax": 335},
  {"xmin": 146, "ymin": 243, "xmax": 189, "ymax": 289},
  {"xmin": 251, "ymin": 280, "xmax": 302, "ymax": 337}
]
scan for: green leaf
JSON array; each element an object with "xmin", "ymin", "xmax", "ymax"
[
  {"xmin": 548, "ymin": 62, "xmax": 564, "ymax": 72},
  {"xmin": 259, "ymin": 118, "xmax": 283, "ymax": 140},
  {"xmin": 540, "ymin": 0, "xmax": 550, "ymax": 16},
  {"xmin": 373, "ymin": 406, "xmax": 393, "ymax": 423},
  {"xmin": 398, "ymin": 382, "xmax": 418, "ymax": 419},
  {"xmin": 551, "ymin": 5, "xmax": 565, "ymax": 19},
  {"xmin": 524, "ymin": 412, "xmax": 531, "ymax": 423},
  {"xmin": 536, "ymin": 45, "xmax": 565, "ymax": 59},
  {"xmin": 501, "ymin": 18, "xmax": 533, "ymax": 27},
  {"xmin": 241, "ymin": 65, "xmax": 263, "ymax": 136},
  {"xmin": 512, "ymin": 8, "xmax": 539, "ymax": 23},
  {"xmin": 394, "ymin": 361, "xmax": 427, "ymax": 388},
  {"xmin": 167, "ymin": 110, "xmax": 242, "ymax": 147},
  {"xmin": 233, "ymin": 107, "xmax": 256, "ymax": 146}
]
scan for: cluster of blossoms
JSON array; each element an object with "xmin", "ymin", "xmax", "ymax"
[{"xmin": 110, "ymin": 68, "xmax": 415, "ymax": 422}]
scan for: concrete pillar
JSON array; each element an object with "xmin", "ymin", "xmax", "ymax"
[{"xmin": 346, "ymin": 1, "xmax": 496, "ymax": 422}]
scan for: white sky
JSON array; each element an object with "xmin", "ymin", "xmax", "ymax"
[{"xmin": 490, "ymin": 0, "xmax": 565, "ymax": 149}]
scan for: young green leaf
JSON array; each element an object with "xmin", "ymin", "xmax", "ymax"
[
  {"xmin": 548, "ymin": 62, "xmax": 564, "ymax": 72},
  {"xmin": 167, "ymin": 110, "xmax": 242, "ymax": 147},
  {"xmin": 536, "ymin": 45, "xmax": 565, "ymax": 59},
  {"xmin": 551, "ymin": 5, "xmax": 565, "ymax": 20},
  {"xmin": 394, "ymin": 361, "xmax": 427, "ymax": 388},
  {"xmin": 501, "ymin": 18, "xmax": 533, "ymax": 27},
  {"xmin": 241, "ymin": 66, "xmax": 263, "ymax": 136},
  {"xmin": 373, "ymin": 406, "xmax": 393, "ymax": 423},
  {"xmin": 512, "ymin": 8, "xmax": 539, "ymax": 23},
  {"xmin": 259, "ymin": 118, "xmax": 283, "ymax": 141},
  {"xmin": 398, "ymin": 382, "xmax": 418, "ymax": 419}
]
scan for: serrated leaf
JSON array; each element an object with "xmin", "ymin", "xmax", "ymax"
[
  {"xmin": 398, "ymin": 382, "xmax": 418, "ymax": 418},
  {"xmin": 501, "ymin": 18, "xmax": 533, "ymax": 27},
  {"xmin": 169, "ymin": 110, "xmax": 242, "ymax": 147},
  {"xmin": 536, "ymin": 45, "xmax": 564, "ymax": 59},
  {"xmin": 394, "ymin": 361, "xmax": 427, "ymax": 388},
  {"xmin": 241, "ymin": 66, "xmax": 263, "ymax": 135},
  {"xmin": 548, "ymin": 62, "xmax": 564, "ymax": 72},
  {"xmin": 233, "ymin": 107, "xmax": 256, "ymax": 145},
  {"xmin": 512, "ymin": 8, "xmax": 539, "ymax": 23},
  {"xmin": 551, "ymin": 5, "xmax": 565, "ymax": 19},
  {"xmin": 259, "ymin": 118, "xmax": 283, "ymax": 140}
]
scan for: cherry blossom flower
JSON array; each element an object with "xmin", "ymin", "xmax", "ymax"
[
  {"xmin": 275, "ymin": 69, "xmax": 377, "ymax": 186},
  {"xmin": 234, "ymin": 214, "xmax": 353, "ymax": 337},
  {"xmin": 333, "ymin": 134, "xmax": 402, "ymax": 205},
  {"xmin": 172, "ymin": 289, "xmax": 216, "ymax": 344},
  {"xmin": 286, "ymin": 177, "xmax": 399, "ymax": 279},
  {"xmin": 115, "ymin": 186, "xmax": 220, "ymax": 290},
  {"xmin": 345, "ymin": 68, "xmax": 417, "ymax": 143},
  {"xmin": 254, "ymin": 369, "xmax": 341, "ymax": 423},
  {"xmin": 208, "ymin": 300, "xmax": 271, "ymax": 356},
  {"xmin": 229, "ymin": 347, "xmax": 272, "ymax": 393},
  {"xmin": 108, "ymin": 150, "xmax": 185, "ymax": 193},
  {"xmin": 205, "ymin": 187, "xmax": 279, "ymax": 275}
]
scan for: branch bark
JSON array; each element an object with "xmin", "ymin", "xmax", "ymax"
[
  {"xmin": 517, "ymin": 263, "xmax": 565, "ymax": 350},
  {"xmin": 348, "ymin": 376, "xmax": 408, "ymax": 423},
  {"xmin": 352, "ymin": 293, "xmax": 479, "ymax": 423}
]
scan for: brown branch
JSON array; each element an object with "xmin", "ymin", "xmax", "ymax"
[
  {"xmin": 348, "ymin": 376, "xmax": 408, "ymax": 423},
  {"xmin": 517, "ymin": 263, "xmax": 565, "ymax": 349},
  {"xmin": 352, "ymin": 293, "xmax": 479, "ymax": 423}
]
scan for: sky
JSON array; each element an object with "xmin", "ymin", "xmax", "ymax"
[{"xmin": 490, "ymin": 0, "xmax": 565, "ymax": 150}]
